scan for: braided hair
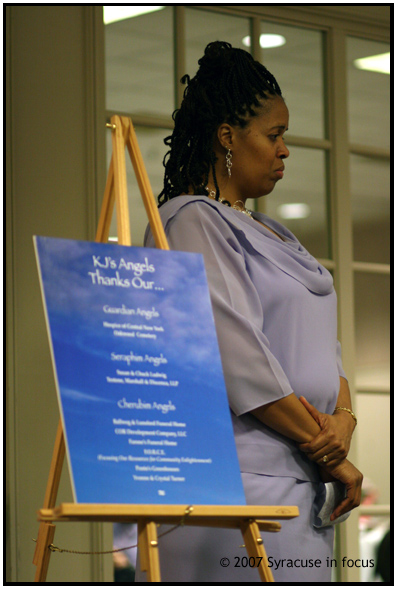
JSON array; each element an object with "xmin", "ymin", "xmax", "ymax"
[{"xmin": 158, "ymin": 41, "xmax": 282, "ymax": 206}]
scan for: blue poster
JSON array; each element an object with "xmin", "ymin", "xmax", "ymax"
[{"xmin": 34, "ymin": 236, "xmax": 245, "ymax": 505}]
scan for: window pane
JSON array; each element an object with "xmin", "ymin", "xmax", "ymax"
[
  {"xmin": 264, "ymin": 146, "xmax": 330, "ymax": 259},
  {"xmin": 347, "ymin": 37, "xmax": 390, "ymax": 149},
  {"xmin": 185, "ymin": 8, "xmax": 250, "ymax": 81},
  {"xmin": 351, "ymin": 154, "xmax": 390, "ymax": 264},
  {"xmin": 356, "ymin": 393, "xmax": 390, "ymax": 506},
  {"xmin": 185, "ymin": 13, "xmax": 325, "ymax": 140},
  {"xmin": 106, "ymin": 127, "xmax": 169, "ymax": 246},
  {"xmin": 105, "ymin": 7, "xmax": 174, "ymax": 117},
  {"xmin": 260, "ymin": 22, "xmax": 325, "ymax": 139},
  {"xmin": 354, "ymin": 273, "xmax": 390, "ymax": 391}
]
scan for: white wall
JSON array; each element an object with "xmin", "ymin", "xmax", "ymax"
[{"xmin": 6, "ymin": 6, "xmax": 111, "ymax": 582}]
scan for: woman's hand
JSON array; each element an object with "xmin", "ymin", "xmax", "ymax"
[
  {"xmin": 318, "ymin": 465, "xmax": 335, "ymax": 483},
  {"xmin": 298, "ymin": 397, "xmax": 355, "ymax": 466},
  {"xmin": 322, "ymin": 459, "xmax": 363, "ymax": 520}
]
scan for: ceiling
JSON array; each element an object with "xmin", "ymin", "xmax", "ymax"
[
  {"xmin": 229, "ymin": 4, "xmax": 391, "ymax": 28},
  {"xmin": 292, "ymin": 4, "xmax": 390, "ymax": 26}
]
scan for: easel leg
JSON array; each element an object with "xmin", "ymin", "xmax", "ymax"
[
  {"xmin": 138, "ymin": 520, "xmax": 161, "ymax": 582},
  {"xmin": 111, "ymin": 116, "xmax": 132, "ymax": 246},
  {"xmin": 33, "ymin": 419, "xmax": 65, "ymax": 582},
  {"xmin": 33, "ymin": 522, "xmax": 56, "ymax": 582},
  {"xmin": 240, "ymin": 520, "xmax": 274, "ymax": 583}
]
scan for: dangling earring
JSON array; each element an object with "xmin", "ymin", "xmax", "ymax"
[{"xmin": 225, "ymin": 148, "xmax": 232, "ymax": 177}]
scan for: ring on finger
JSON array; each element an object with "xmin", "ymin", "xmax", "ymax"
[{"xmin": 322, "ymin": 454, "xmax": 329, "ymax": 463}]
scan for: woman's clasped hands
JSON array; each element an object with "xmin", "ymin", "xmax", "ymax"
[
  {"xmin": 298, "ymin": 396, "xmax": 355, "ymax": 466},
  {"xmin": 298, "ymin": 396, "xmax": 363, "ymax": 521}
]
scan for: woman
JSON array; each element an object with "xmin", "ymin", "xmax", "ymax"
[{"xmin": 137, "ymin": 41, "xmax": 362, "ymax": 583}]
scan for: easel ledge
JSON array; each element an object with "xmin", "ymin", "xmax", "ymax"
[{"xmin": 38, "ymin": 503, "xmax": 299, "ymax": 525}]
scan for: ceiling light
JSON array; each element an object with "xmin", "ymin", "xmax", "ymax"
[
  {"xmin": 242, "ymin": 34, "xmax": 286, "ymax": 49},
  {"xmin": 354, "ymin": 53, "xmax": 390, "ymax": 75},
  {"xmin": 103, "ymin": 6, "xmax": 165, "ymax": 25},
  {"xmin": 277, "ymin": 203, "xmax": 310, "ymax": 220}
]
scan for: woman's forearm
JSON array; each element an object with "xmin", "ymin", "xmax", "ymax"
[
  {"xmin": 333, "ymin": 377, "xmax": 356, "ymax": 436},
  {"xmin": 251, "ymin": 392, "xmax": 321, "ymax": 444},
  {"xmin": 335, "ymin": 376, "xmax": 352, "ymax": 410}
]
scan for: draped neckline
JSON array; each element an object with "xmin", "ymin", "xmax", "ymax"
[{"xmin": 157, "ymin": 195, "xmax": 335, "ymax": 296}]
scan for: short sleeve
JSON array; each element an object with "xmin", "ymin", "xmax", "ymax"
[{"xmin": 145, "ymin": 201, "xmax": 294, "ymax": 416}]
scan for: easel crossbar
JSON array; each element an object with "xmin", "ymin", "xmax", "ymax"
[{"xmin": 38, "ymin": 503, "xmax": 299, "ymax": 523}]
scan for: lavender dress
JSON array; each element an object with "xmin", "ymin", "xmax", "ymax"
[{"xmin": 136, "ymin": 196, "xmax": 346, "ymax": 583}]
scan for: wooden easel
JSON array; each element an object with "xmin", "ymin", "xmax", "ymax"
[{"xmin": 33, "ymin": 115, "xmax": 299, "ymax": 583}]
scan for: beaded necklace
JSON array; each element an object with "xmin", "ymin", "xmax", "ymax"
[{"xmin": 206, "ymin": 187, "xmax": 253, "ymax": 218}]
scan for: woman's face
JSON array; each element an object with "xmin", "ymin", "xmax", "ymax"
[{"xmin": 221, "ymin": 96, "xmax": 290, "ymax": 203}]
